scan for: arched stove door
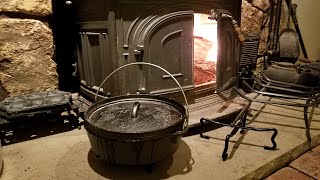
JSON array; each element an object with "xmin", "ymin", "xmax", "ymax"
[{"xmin": 130, "ymin": 10, "xmax": 194, "ymax": 94}]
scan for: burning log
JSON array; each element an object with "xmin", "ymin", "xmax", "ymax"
[{"xmin": 194, "ymin": 36, "xmax": 216, "ymax": 85}]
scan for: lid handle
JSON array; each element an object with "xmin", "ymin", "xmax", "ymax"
[
  {"xmin": 131, "ymin": 102, "xmax": 140, "ymax": 119},
  {"xmin": 95, "ymin": 62, "xmax": 189, "ymax": 130}
]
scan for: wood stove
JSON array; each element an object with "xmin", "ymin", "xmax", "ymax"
[{"xmin": 73, "ymin": 0, "xmax": 242, "ymax": 99}]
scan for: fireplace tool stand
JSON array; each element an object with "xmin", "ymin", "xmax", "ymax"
[
  {"xmin": 200, "ymin": 1, "xmax": 320, "ymax": 160},
  {"xmin": 236, "ymin": 0, "xmax": 320, "ymax": 146}
]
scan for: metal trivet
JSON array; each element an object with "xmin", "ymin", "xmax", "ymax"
[{"xmin": 199, "ymin": 88, "xmax": 278, "ymax": 161}]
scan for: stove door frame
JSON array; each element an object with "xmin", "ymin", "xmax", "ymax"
[{"xmin": 214, "ymin": 11, "xmax": 240, "ymax": 93}]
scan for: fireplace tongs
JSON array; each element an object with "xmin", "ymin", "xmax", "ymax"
[
  {"xmin": 209, "ymin": 9, "xmax": 245, "ymax": 45},
  {"xmin": 200, "ymin": 10, "xmax": 279, "ymax": 161}
]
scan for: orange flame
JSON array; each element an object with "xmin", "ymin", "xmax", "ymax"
[{"xmin": 194, "ymin": 13, "xmax": 218, "ymax": 63}]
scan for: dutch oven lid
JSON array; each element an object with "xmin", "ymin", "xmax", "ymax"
[{"xmin": 84, "ymin": 95, "xmax": 187, "ymax": 140}]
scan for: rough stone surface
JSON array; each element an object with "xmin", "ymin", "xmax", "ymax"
[
  {"xmin": 0, "ymin": 0, "xmax": 52, "ymax": 16},
  {"xmin": 241, "ymin": 0, "xmax": 266, "ymax": 37},
  {"xmin": 258, "ymin": 19, "xmax": 270, "ymax": 54},
  {"xmin": 252, "ymin": 0, "xmax": 271, "ymax": 12},
  {"xmin": 266, "ymin": 167, "xmax": 313, "ymax": 180},
  {"xmin": 241, "ymin": 0, "xmax": 270, "ymax": 54},
  {"xmin": 290, "ymin": 145, "xmax": 320, "ymax": 179},
  {"xmin": 0, "ymin": 18, "xmax": 58, "ymax": 96},
  {"xmin": 241, "ymin": 0, "xmax": 270, "ymax": 53},
  {"xmin": 241, "ymin": 0, "xmax": 287, "ymax": 54}
]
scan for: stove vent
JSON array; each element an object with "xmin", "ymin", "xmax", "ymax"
[{"xmin": 240, "ymin": 35, "xmax": 260, "ymax": 69}]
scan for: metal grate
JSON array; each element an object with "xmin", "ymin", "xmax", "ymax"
[
  {"xmin": 240, "ymin": 35, "xmax": 260, "ymax": 69},
  {"xmin": 0, "ymin": 91, "xmax": 73, "ymax": 120},
  {"xmin": 305, "ymin": 63, "xmax": 320, "ymax": 72}
]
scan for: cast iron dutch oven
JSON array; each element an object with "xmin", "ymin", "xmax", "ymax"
[{"xmin": 84, "ymin": 63, "xmax": 189, "ymax": 165}]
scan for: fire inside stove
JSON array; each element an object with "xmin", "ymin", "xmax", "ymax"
[{"xmin": 193, "ymin": 13, "xmax": 218, "ymax": 86}]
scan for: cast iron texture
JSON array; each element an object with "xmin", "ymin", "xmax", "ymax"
[
  {"xmin": 84, "ymin": 94, "xmax": 187, "ymax": 140},
  {"xmin": 84, "ymin": 94, "xmax": 187, "ymax": 165},
  {"xmin": 0, "ymin": 91, "xmax": 72, "ymax": 120},
  {"xmin": 73, "ymin": 0, "xmax": 242, "ymax": 97},
  {"xmin": 86, "ymin": 128, "xmax": 183, "ymax": 165},
  {"xmin": 263, "ymin": 63, "xmax": 320, "ymax": 87}
]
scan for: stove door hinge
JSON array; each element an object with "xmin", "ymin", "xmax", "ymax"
[
  {"xmin": 72, "ymin": 62, "xmax": 77, "ymax": 77},
  {"xmin": 209, "ymin": 9, "xmax": 245, "ymax": 45}
]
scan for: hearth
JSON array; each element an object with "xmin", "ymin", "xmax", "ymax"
[{"xmin": 73, "ymin": 0, "xmax": 242, "ymax": 99}]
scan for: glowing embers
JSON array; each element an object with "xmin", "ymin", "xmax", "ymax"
[{"xmin": 193, "ymin": 13, "xmax": 218, "ymax": 86}]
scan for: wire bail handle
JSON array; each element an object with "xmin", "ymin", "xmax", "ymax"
[{"xmin": 94, "ymin": 62, "xmax": 189, "ymax": 129}]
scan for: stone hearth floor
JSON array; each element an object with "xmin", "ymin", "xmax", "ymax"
[{"xmin": 2, "ymin": 94, "xmax": 320, "ymax": 180}]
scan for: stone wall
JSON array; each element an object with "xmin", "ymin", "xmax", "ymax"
[
  {"xmin": 0, "ymin": 0, "xmax": 57, "ymax": 99},
  {"xmin": 241, "ymin": 0, "xmax": 286, "ymax": 54}
]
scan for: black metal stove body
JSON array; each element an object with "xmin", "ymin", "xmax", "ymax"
[{"xmin": 72, "ymin": 0, "xmax": 241, "ymax": 98}]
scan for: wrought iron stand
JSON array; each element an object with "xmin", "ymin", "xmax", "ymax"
[{"xmin": 199, "ymin": 85, "xmax": 278, "ymax": 161}]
